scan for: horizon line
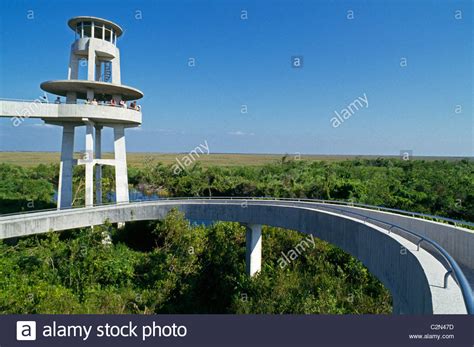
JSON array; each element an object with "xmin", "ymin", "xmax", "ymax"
[{"xmin": 0, "ymin": 150, "xmax": 472, "ymax": 159}]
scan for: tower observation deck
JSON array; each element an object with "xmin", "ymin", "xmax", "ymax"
[
  {"xmin": 0, "ymin": 16, "xmax": 144, "ymax": 209},
  {"xmin": 41, "ymin": 16, "xmax": 143, "ymax": 105}
]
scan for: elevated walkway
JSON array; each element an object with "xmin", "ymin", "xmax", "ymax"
[{"xmin": 0, "ymin": 198, "xmax": 472, "ymax": 315}]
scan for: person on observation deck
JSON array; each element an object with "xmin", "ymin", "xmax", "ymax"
[
  {"xmin": 54, "ymin": 97, "xmax": 61, "ymax": 104},
  {"xmin": 119, "ymin": 100, "xmax": 126, "ymax": 108},
  {"xmin": 110, "ymin": 98, "xmax": 116, "ymax": 106},
  {"xmin": 91, "ymin": 98, "xmax": 98, "ymax": 105}
]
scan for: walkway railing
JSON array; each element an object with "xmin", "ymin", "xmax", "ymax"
[
  {"xmin": 203, "ymin": 197, "xmax": 474, "ymax": 228},
  {"xmin": 1, "ymin": 196, "xmax": 473, "ymax": 227}
]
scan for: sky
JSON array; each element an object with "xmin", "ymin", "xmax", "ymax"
[{"xmin": 0, "ymin": 0, "xmax": 472, "ymax": 156}]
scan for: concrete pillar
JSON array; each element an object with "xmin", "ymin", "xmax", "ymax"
[
  {"xmin": 246, "ymin": 224, "xmax": 262, "ymax": 276},
  {"xmin": 114, "ymin": 125, "xmax": 129, "ymax": 203},
  {"xmin": 66, "ymin": 92, "xmax": 77, "ymax": 104},
  {"xmin": 58, "ymin": 124, "xmax": 75, "ymax": 209},
  {"xmin": 84, "ymin": 122, "xmax": 94, "ymax": 207},
  {"xmin": 95, "ymin": 61, "xmax": 102, "ymax": 81},
  {"xmin": 112, "ymin": 94, "xmax": 121, "ymax": 104},
  {"xmin": 95, "ymin": 125, "xmax": 103, "ymax": 204},
  {"xmin": 86, "ymin": 89, "xmax": 94, "ymax": 102},
  {"xmin": 111, "ymin": 51, "xmax": 121, "ymax": 84},
  {"xmin": 68, "ymin": 52, "xmax": 79, "ymax": 80},
  {"xmin": 87, "ymin": 46, "xmax": 96, "ymax": 81}
]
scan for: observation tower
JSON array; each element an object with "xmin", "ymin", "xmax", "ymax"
[{"xmin": 1, "ymin": 17, "xmax": 143, "ymax": 209}]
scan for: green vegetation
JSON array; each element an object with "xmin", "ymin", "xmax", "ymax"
[
  {"xmin": 0, "ymin": 151, "xmax": 468, "ymax": 168},
  {"xmin": 1, "ymin": 158, "xmax": 472, "ymax": 220},
  {"xmin": 129, "ymin": 157, "xmax": 473, "ymax": 221},
  {"xmin": 0, "ymin": 164, "xmax": 57, "ymax": 213},
  {"xmin": 0, "ymin": 157, "xmax": 472, "ymax": 314},
  {"xmin": 0, "ymin": 210, "xmax": 390, "ymax": 314}
]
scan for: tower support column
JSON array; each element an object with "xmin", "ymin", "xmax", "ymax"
[
  {"xmin": 86, "ymin": 89, "xmax": 94, "ymax": 102},
  {"xmin": 245, "ymin": 224, "xmax": 262, "ymax": 276},
  {"xmin": 114, "ymin": 125, "xmax": 129, "ymax": 204},
  {"xmin": 87, "ymin": 46, "xmax": 96, "ymax": 81},
  {"xmin": 95, "ymin": 125, "xmax": 103, "ymax": 204},
  {"xmin": 67, "ymin": 52, "xmax": 79, "ymax": 80},
  {"xmin": 58, "ymin": 124, "xmax": 75, "ymax": 209},
  {"xmin": 111, "ymin": 53, "xmax": 121, "ymax": 84},
  {"xmin": 84, "ymin": 121, "xmax": 94, "ymax": 207},
  {"xmin": 95, "ymin": 60, "xmax": 102, "ymax": 81}
]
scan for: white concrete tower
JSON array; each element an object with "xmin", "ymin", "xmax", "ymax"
[{"xmin": 40, "ymin": 16, "xmax": 143, "ymax": 209}]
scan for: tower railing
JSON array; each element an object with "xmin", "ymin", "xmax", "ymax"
[{"xmin": 0, "ymin": 98, "xmax": 142, "ymax": 111}]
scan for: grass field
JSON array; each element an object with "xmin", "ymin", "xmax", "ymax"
[{"xmin": 0, "ymin": 151, "xmax": 470, "ymax": 168}]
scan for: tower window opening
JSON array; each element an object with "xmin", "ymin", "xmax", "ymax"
[
  {"xmin": 104, "ymin": 28, "xmax": 112, "ymax": 42},
  {"xmin": 94, "ymin": 24, "xmax": 103, "ymax": 39},
  {"xmin": 78, "ymin": 58, "xmax": 88, "ymax": 80},
  {"xmin": 75, "ymin": 23, "xmax": 81, "ymax": 39},
  {"xmin": 101, "ymin": 61, "xmax": 112, "ymax": 82},
  {"xmin": 83, "ymin": 21, "xmax": 92, "ymax": 38}
]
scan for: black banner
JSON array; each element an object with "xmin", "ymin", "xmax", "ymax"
[{"xmin": 2, "ymin": 314, "xmax": 473, "ymax": 346}]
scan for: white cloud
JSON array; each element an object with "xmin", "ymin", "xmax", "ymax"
[
  {"xmin": 128, "ymin": 126, "xmax": 143, "ymax": 131},
  {"xmin": 129, "ymin": 127, "xmax": 180, "ymax": 134},
  {"xmin": 30, "ymin": 123, "xmax": 56, "ymax": 128},
  {"xmin": 228, "ymin": 130, "xmax": 255, "ymax": 136}
]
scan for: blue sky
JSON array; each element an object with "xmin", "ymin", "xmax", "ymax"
[{"xmin": 0, "ymin": 0, "xmax": 472, "ymax": 156}]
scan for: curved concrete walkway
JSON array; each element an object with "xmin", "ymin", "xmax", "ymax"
[{"xmin": 0, "ymin": 198, "xmax": 472, "ymax": 315}]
